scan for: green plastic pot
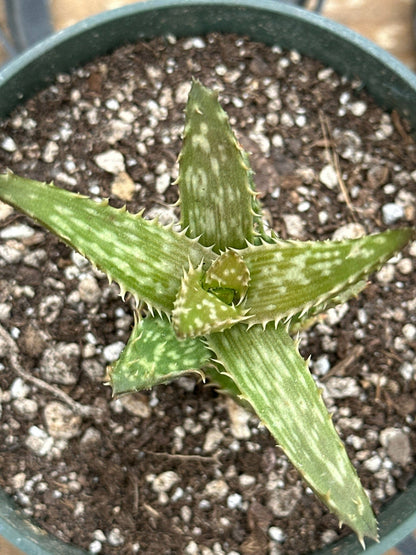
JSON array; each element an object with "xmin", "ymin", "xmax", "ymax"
[{"xmin": 0, "ymin": 1, "xmax": 415, "ymax": 553}]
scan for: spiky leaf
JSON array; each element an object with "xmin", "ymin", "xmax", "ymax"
[
  {"xmin": 208, "ymin": 323, "xmax": 378, "ymax": 545},
  {"xmin": 172, "ymin": 262, "xmax": 248, "ymax": 338},
  {"xmin": 178, "ymin": 80, "xmax": 256, "ymax": 252},
  {"xmin": 242, "ymin": 229, "xmax": 415, "ymax": 325},
  {"xmin": 0, "ymin": 171, "xmax": 214, "ymax": 313},
  {"xmin": 203, "ymin": 250, "xmax": 250, "ymax": 304},
  {"xmin": 108, "ymin": 314, "xmax": 210, "ymax": 395}
]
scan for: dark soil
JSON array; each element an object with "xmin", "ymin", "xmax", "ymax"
[{"xmin": 0, "ymin": 33, "xmax": 415, "ymax": 555}]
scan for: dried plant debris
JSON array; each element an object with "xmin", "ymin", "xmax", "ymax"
[{"xmin": 0, "ymin": 34, "xmax": 415, "ymax": 555}]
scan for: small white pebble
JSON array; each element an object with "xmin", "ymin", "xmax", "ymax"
[
  {"xmin": 399, "ymin": 362, "xmax": 414, "ymax": 381},
  {"xmin": 269, "ymin": 526, "xmax": 285, "ymax": 542},
  {"xmin": 92, "ymin": 530, "xmax": 106, "ymax": 542},
  {"xmin": 321, "ymin": 529, "xmax": 338, "ymax": 545},
  {"xmin": 272, "ymin": 134, "xmax": 284, "ymax": 148},
  {"xmin": 155, "ymin": 173, "xmax": 171, "ymax": 194},
  {"xmin": 339, "ymin": 91, "xmax": 350, "ymax": 105},
  {"xmin": 319, "ymin": 164, "xmax": 338, "ymax": 190},
  {"xmin": 0, "ymin": 201, "xmax": 14, "ymax": 222},
  {"xmin": 215, "ymin": 64, "xmax": 227, "ymax": 76},
  {"xmin": 396, "ymin": 258, "xmax": 413, "ymax": 275},
  {"xmin": 314, "ymin": 356, "xmax": 330, "ymax": 376},
  {"xmin": 105, "ymin": 99, "xmax": 120, "ymax": 111},
  {"xmin": 376, "ymin": 264, "xmax": 395, "ymax": 284},
  {"xmin": 12, "ymin": 398, "xmax": 38, "ymax": 420},
  {"xmin": 363, "ymin": 454, "xmax": 382, "ymax": 473},
  {"xmin": 350, "ymin": 101, "xmax": 367, "ymax": 116},
  {"xmin": 295, "ymin": 114, "xmax": 307, "ymax": 127},
  {"xmin": 78, "ymin": 276, "xmax": 101, "ymax": 304},
  {"xmin": 239, "ymin": 474, "xmax": 256, "ymax": 487},
  {"xmin": 94, "ymin": 149, "xmax": 125, "ymax": 174},
  {"xmin": 325, "ymin": 377, "xmax": 360, "ymax": 398},
  {"xmin": 0, "ymin": 303, "xmax": 12, "ymax": 321},
  {"xmin": 204, "ymin": 479, "xmax": 229, "ymax": 499},
  {"xmin": 402, "ymin": 324, "xmax": 416, "ymax": 341},
  {"xmin": 11, "ymin": 472, "xmax": 26, "ymax": 489},
  {"xmin": 227, "ymin": 493, "xmax": 243, "ymax": 509},
  {"xmin": 1, "ymin": 136, "xmax": 17, "ymax": 152},
  {"xmin": 152, "ymin": 471, "xmax": 180, "ymax": 493},
  {"xmin": 232, "ymin": 97, "xmax": 244, "ymax": 108},
  {"xmin": 381, "ymin": 203, "xmax": 404, "ymax": 224},
  {"xmin": 0, "ymin": 224, "xmax": 34, "ymax": 240},
  {"xmin": 184, "ymin": 541, "xmax": 199, "ymax": 555},
  {"xmin": 297, "ymin": 200, "xmax": 310, "ymax": 212},
  {"xmin": 203, "ymin": 428, "xmax": 223, "ymax": 452},
  {"xmin": 332, "ymin": 222, "xmax": 365, "ymax": 240},
  {"xmin": 318, "ymin": 210, "xmax": 329, "ymax": 225},
  {"xmin": 280, "ymin": 112, "xmax": 294, "ymax": 127},
  {"xmin": 181, "ymin": 505, "xmax": 192, "ymax": 523},
  {"xmin": 282, "ymin": 214, "xmax": 305, "ymax": 239},
  {"xmin": 175, "ymin": 82, "xmax": 192, "ymax": 104},
  {"xmin": 357, "ymin": 308, "xmax": 368, "ymax": 325},
  {"xmin": 317, "ymin": 68, "xmax": 333, "ymax": 80},
  {"xmin": 42, "ymin": 140, "xmax": 59, "ymax": 163},
  {"xmin": 44, "ymin": 401, "xmax": 82, "ymax": 440},
  {"xmin": 88, "ymin": 540, "xmax": 102, "ymax": 553},
  {"xmin": 107, "ymin": 528, "xmax": 124, "ymax": 547},
  {"xmin": 265, "ymin": 83, "xmax": 279, "ymax": 100},
  {"xmin": 183, "ymin": 37, "xmax": 205, "ymax": 50},
  {"xmin": 171, "ymin": 487, "xmax": 184, "ymax": 502},
  {"xmin": 28, "ymin": 425, "xmax": 48, "ymax": 439},
  {"xmin": 103, "ymin": 341, "xmax": 125, "ymax": 362},
  {"xmin": 380, "ymin": 428, "xmax": 411, "ymax": 466},
  {"xmin": 10, "ymin": 377, "xmax": 30, "ymax": 399}
]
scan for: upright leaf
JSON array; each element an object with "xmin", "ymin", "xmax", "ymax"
[{"xmin": 177, "ymin": 80, "xmax": 257, "ymax": 251}]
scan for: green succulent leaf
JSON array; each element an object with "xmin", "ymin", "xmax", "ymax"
[
  {"xmin": 172, "ymin": 261, "xmax": 248, "ymax": 338},
  {"xmin": 108, "ymin": 314, "xmax": 210, "ymax": 395},
  {"xmin": 242, "ymin": 229, "xmax": 415, "ymax": 326},
  {"xmin": 289, "ymin": 279, "xmax": 368, "ymax": 333},
  {"xmin": 208, "ymin": 323, "xmax": 378, "ymax": 546},
  {"xmin": 202, "ymin": 364, "xmax": 245, "ymax": 404},
  {"xmin": 0, "ymin": 171, "xmax": 214, "ymax": 313},
  {"xmin": 178, "ymin": 80, "xmax": 257, "ymax": 252},
  {"xmin": 203, "ymin": 250, "xmax": 250, "ymax": 305}
]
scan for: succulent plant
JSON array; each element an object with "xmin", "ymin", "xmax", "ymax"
[{"xmin": 0, "ymin": 80, "xmax": 414, "ymax": 548}]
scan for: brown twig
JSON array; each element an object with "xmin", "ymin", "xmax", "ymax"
[
  {"xmin": 319, "ymin": 111, "xmax": 357, "ymax": 222},
  {"xmin": 0, "ymin": 323, "xmax": 103, "ymax": 420},
  {"xmin": 391, "ymin": 110, "xmax": 414, "ymax": 145},
  {"xmin": 130, "ymin": 475, "xmax": 140, "ymax": 514},
  {"xmin": 143, "ymin": 450, "xmax": 220, "ymax": 464},
  {"xmin": 321, "ymin": 344, "xmax": 364, "ymax": 381},
  {"xmin": 374, "ymin": 372, "xmax": 383, "ymax": 403}
]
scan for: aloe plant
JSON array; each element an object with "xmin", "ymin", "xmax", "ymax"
[{"xmin": 0, "ymin": 80, "xmax": 414, "ymax": 548}]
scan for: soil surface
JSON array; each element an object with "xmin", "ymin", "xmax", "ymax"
[{"xmin": 0, "ymin": 34, "xmax": 415, "ymax": 555}]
